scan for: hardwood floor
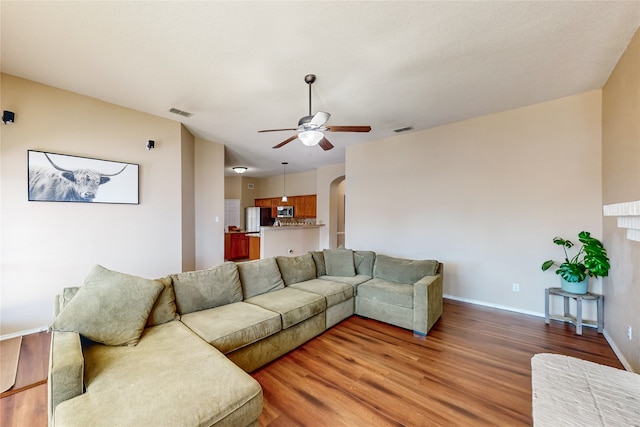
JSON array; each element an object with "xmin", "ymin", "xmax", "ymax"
[
  {"xmin": 1, "ymin": 299, "xmax": 622, "ymax": 426},
  {"xmin": 254, "ymin": 300, "xmax": 622, "ymax": 426}
]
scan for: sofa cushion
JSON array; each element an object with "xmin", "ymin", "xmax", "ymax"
[
  {"xmin": 373, "ymin": 254, "xmax": 439, "ymax": 284},
  {"xmin": 319, "ymin": 274, "xmax": 372, "ymax": 288},
  {"xmin": 53, "ymin": 321, "xmax": 263, "ymax": 427},
  {"xmin": 309, "ymin": 251, "xmax": 327, "ymax": 277},
  {"xmin": 50, "ymin": 265, "xmax": 163, "ymax": 346},
  {"xmin": 181, "ymin": 302, "xmax": 281, "ymax": 354},
  {"xmin": 357, "ymin": 278, "xmax": 414, "ymax": 308},
  {"xmin": 237, "ymin": 258, "xmax": 285, "ymax": 299},
  {"xmin": 245, "ymin": 287, "xmax": 326, "ymax": 329},
  {"xmin": 323, "ymin": 249, "xmax": 356, "ymax": 277},
  {"xmin": 288, "ymin": 279, "xmax": 354, "ymax": 308},
  {"xmin": 146, "ymin": 276, "xmax": 180, "ymax": 327},
  {"xmin": 276, "ymin": 253, "xmax": 317, "ymax": 285},
  {"xmin": 354, "ymin": 250, "xmax": 376, "ymax": 276},
  {"xmin": 171, "ymin": 262, "xmax": 242, "ymax": 315}
]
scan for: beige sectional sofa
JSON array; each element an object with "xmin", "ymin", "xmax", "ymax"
[{"xmin": 48, "ymin": 249, "xmax": 443, "ymax": 426}]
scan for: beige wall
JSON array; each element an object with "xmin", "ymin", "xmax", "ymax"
[
  {"xmin": 195, "ymin": 137, "xmax": 225, "ymax": 270},
  {"xmin": 257, "ymin": 169, "xmax": 316, "ymax": 199},
  {"xmin": 347, "ymin": 91, "xmax": 603, "ymax": 317},
  {"xmin": 181, "ymin": 125, "xmax": 195, "ymax": 271},
  {"xmin": 224, "ymin": 175, "xmax": 242, "ymax": 199},
  {"xmin": 0, "ymin": 74, "xmax": 223, "ymax": 336},
  {"xmin": 602, "ymin": 28, "xmax": 640, "ymax": 372}
]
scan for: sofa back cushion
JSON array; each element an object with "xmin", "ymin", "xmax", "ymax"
[
  {"xmin": 146, "ymin": 277, "xmax": 181, "ymax": 326},
  {"xmin": 50, "ymin": 265, "xmax": 164, "ymax": 346},
  {"xmin": 309, "ymin": 251, "xmax": 327, "ymax": 277},
  {"xmin": 237, "ymin": 258, "xmax": 285, "ymax": 299},
  {"xmin": 171, "ymin": 262, "xmax": 242, "ymax": 315},
  {"xmin": 354, "ymin": 250, "xmax": 376, "ymax": 276},
  {"xmin": 276, "ymin": 253, "xmax": 317, "ymax": 285},
  {"xmin": 323, "ymin": 249, "xmax": 356, "ymax": 277},
  {"xmin": 373, "ymin": 254, "xmax": 439, "ymax": 284}
]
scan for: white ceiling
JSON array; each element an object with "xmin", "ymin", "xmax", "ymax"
[{"xmin": 2, "ymin": 1, "xmax": 639, "ymax": 177}]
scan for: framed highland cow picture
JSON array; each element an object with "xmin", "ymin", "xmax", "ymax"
[{"xmin": 28, "ymin": 150, "xmax": 139, "ymax": 204}]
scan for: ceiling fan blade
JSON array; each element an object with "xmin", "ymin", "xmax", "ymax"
[
  {"xmin": 318, "ymin": 137, "xmax": 334, "ymax": 151},
  {"xmin": 272, "ymin": 135, "xmax": 298, "ymax": 149},
  {"xmin": 259, "ymin": 128, "xmax": 297, "ymax": 133},
  {"xmin": 326, "ymin": 125, "xmax": 371, "ymax": 132},
  {"xmin": 310, "ymin": 111, "xmax": 330, "ymax": 127}
]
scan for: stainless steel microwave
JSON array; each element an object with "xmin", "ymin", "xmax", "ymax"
[{"xmin": 276, "ymin": 206, "xmax": 294, "ymax": 218}]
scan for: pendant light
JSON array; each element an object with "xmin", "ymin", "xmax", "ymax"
[{"xmin": 281, "ymin": 162, "xmax": 288, "ymax": 202}]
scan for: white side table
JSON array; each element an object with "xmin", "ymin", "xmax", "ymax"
[{"xmin": 545, "ymin": 287, "xmax": 603, "ymax": 335}]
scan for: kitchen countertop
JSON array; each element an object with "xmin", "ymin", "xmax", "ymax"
[{"xmin": 261, "ymin": 224, "xmax": 325, "ymax": 230}]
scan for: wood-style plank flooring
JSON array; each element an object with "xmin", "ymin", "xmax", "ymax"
[
  {"xmin": 0, "ymin": 299, "xmax": 622, "ymax": 427},
  {"xmin": 253, "ymin": 299, "xmax": 622, "ymax": 426}
]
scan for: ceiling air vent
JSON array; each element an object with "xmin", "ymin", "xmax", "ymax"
[
  {"xmin": 169, "ymin": 108, "xmax": 193, "ymax": 118},
  {"xmin": 393, "ymin": 126, "xmax": 413, "ymax": 133}
]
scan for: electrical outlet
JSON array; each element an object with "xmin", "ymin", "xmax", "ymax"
[
  {"xmin": 512, "ymin": 283, "xmax": 520, "ymax": 292},
  {"xmin": 628, "ymin": 326, "xmax": 633, "ymax": 340}
]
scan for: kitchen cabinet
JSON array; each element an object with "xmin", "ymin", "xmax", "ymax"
[
  {"xmin": 254, "ymin": 194, "xmax": 316, "ymax": 219},
  {"xmin": 292, "ymin": 196, "xmax": 304, "ymax": 218},
  {"xmin": 255, "ymin": 198, "xmax": 271, "ymax": 209},
  {"xmin": 224, "ymin": 232, "xmax": 249, "ymax": 260},
  {"xmin": 248, "ymin": 236, "xmax": 260, "ymax": 260},
  {"xmin": 303, "ymin": 195, "xmax": 316, "ymax": 218}
]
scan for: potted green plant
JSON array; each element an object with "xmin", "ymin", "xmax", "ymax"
[{"xmin": 541, "ymin": 231, "xmax": 610, "ymax": 294}]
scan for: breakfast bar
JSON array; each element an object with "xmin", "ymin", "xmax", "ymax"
[{"xmin": 260, "ymin": 225, "xmax": 324, "ymax": 259}]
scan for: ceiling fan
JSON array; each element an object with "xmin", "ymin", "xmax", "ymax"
[{"xmin": 258, "ymin": 74, "xmax": 371, "ymax": 151}]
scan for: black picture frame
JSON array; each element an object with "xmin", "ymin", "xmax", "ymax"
[{"xmin": 27, "ymin": 150, "xmax": 139, "ymax": 204}]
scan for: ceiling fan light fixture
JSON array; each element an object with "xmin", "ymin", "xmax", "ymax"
[
  {"xmin": 233, "ymin": 166, "xmax": 248, "ymax": 174},
  {"xmin": 299, "ymin": 130, "xmax": 324, "ymax": 146}
]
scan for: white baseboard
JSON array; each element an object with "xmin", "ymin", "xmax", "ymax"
[
  {"xmin": 603, "ymin": 330, "xmax": 635, "ymax": 372},
  {"xmin": 0, "ymin": 326, "xmax": 48, "ymax": 341},
  {"xmin": 444, "ymin": 294, "xmax": 544, "ymax": 318}
]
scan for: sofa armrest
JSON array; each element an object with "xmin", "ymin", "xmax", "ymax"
[
  {"xmin": 412, "ymin": 266, "xmax": 443, "ymax": 335},
  {"xmin": 48, "ymin": 331, "xmax": 85, "ymax": 421}
]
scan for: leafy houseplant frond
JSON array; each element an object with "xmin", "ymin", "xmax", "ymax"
[{"xmin": 541, "ymin": 231, "xmax": 610, "ymax": 283}]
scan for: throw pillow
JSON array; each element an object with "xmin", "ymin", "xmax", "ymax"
[
  {"xmin": 50, "ymin": 265, "xmax": 163, "ymax": 346},
  {"xmin": 276, "ymin": 253, "xmax": 317, "ymax": 285},
  {"xmin": 171, "ymin": 262, "xmax": 242, "ymax": 315},
  {"xmin": 323, "ymin": 249, "xmax": 356, "ymax": 277},
  {"xmin": 146, "ymin": 276, "xmax": 180, "ymax": 327},
  {"xmin": 237, "ymin": 258, "xmax": 285, "ymax": 299}
]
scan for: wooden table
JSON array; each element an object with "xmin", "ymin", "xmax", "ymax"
[{"xmin": 545, "ymin": 287, "xmax": 603, "ymax": 335}]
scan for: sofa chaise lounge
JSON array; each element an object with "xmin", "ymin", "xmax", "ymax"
[{"xmin": 48, "ymin": 249, "xmax": 443, "ymax": 426}]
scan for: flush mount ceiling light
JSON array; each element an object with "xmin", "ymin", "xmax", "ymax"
[
  {"xmin": 233, "ymin": 166, "xmax": 248, "ymax": 174},
  {"xmin": 298, "ymin": 130, "xmax": 324, "ymax": 146},
  {"xmin": 281, "ymin": 162, "xmax": 288, "ymax": 202}
]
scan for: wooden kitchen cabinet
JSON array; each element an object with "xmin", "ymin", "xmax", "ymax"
[
  {"xmin": 225, "ymin": 233, "xmax": 249, "ymax": 260},
  {"xmin": 254, "ymin": 194, "xmax": 316, "ymax": 219},
  {"xmin": 255, "ymin": 198, "xmax": 271, "ymax": 209},
  {"xmin": 292, "ymin": 196, "xmax": 304, "ymax": 218},
  {"xmin": 248, "ymin": 236, "xmax": 260, "ymax": 260},
  {"xmin": 303, "ymin": 195, "xmax": 316, "ymax": 218}
]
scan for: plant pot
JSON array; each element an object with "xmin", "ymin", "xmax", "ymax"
[{"xmin": 560, "ymin": 278, "xmax": 588, "ymax": 294}]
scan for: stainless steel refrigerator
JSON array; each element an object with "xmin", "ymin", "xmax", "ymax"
[{"xmin": 245, "ymin": 207, "xmax": 273, "ymax": 232}]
